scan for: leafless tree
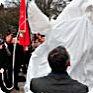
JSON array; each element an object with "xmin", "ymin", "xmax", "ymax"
[
  {"xmin": 35, "ymin": 0, "xmax": 67, "ymax": 19},
  {"xmin": 0, "ymin": 0, "xmax": 20, "ymax": 35},
  {"xmin": 0, "ymin": 0, "xmax": 68, "ymax": 35}
]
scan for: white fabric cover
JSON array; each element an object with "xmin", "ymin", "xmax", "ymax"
[
  {"xmin": 28, "ymin": 0, "xmax": 50, "ymax": 35},
  {"xmin": 25, "ymin": 0, "xmax": 93, "ymax": 93}
]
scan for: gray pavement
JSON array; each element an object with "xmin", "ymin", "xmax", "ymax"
[
  {"xmin": 10, "ymin": 72, "xmax": 26, "ymax": 93},
  {"xmin": 10, "ymin": 82, "xmax": 25, "ymax": 93}
]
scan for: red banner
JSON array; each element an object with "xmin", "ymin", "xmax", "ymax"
[{"xmin": 19, "ymin": 0, "xmax": 30, "ymax": 50}]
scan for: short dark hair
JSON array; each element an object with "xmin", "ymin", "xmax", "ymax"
[{"xmin": 48, "ymin": 46, "xmax": 70, "ymax": 72}]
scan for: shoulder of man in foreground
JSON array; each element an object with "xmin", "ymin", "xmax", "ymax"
[{"xmin": 30, "ymin": 76, "xmax": 89, "ymax": 93}]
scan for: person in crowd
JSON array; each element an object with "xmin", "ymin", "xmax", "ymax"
[
  {"xmin": 31, "ymin": 34, "xmax": 41, "ymax": 48},
  {"xmin": 0, "ymin": 38, "xmax": 11, "ymax": 93},
  {"xmin": 41, "ymin": 35, "xmax": 45, "ymax": 43},
  {"xmin": 36, "ymin": 33, "xmax": 42, "ymax": 40},
  {"xmin": 22, "ymin": 45, "xmax": 32, "ymax": 74},
  {"xmin": 4, "ymin": 31, "xmax": 24, "ymax": 90},
  {"xmin": 34, "ymin": 38, "xmax": 41, "ymax": 48},
  {"xmin": 30, "ymin": 46, "xmax": 88, "ymax": 93}
]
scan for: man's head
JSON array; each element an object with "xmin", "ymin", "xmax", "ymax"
[
  {"xmin": 4, "ymin": 30, "xmax": 13, "ymax": 43},
  {"xmin": 5, "ymin": 34, "xmax": 13, "ymax": 43},
  {"xmin": 48, "ymin": 46, "xmax": 70, "ymax": 73}
]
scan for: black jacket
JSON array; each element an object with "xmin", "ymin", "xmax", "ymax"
[
  {"xmin": 0, "ymin": 45, "xmax": 9, "ymax": 69},
  {"xmin": 7, "ymin": 43, "xmax": 24, "ymax": 68},
  {"xmin": 0, "ymin": 44, "xmax": 10, "ymax": 91},
  {"xmin": 30, "ymin": 72, "xmax": 88, "ymax": 93}
]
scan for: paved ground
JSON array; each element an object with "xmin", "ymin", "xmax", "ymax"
[
  {"xmin": 10, "ymin": 82, "xmax": 25, "ymax": 93},
  {"xmin": 10, "ymin": 72, "xmax": 26, "ymax": 93}
]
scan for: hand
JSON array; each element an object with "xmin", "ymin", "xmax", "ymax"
[
  {"xmin": 0, "ymin": 68, "xmax": 4, "ymax": 73},
  {"xmin": 0, "ymin": 45, "xmax": 3, "ymax": 49},
  {"xmin": 4, "ymin": 42, "xmax": 8, "ymax": 49}
]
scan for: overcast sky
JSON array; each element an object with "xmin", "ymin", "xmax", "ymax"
[{"xmin": 0, "ymin": 0, "xmax": 5, "ymax": 4}]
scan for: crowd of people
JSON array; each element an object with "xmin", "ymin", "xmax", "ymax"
[
  {"xmin": 0, "ymin": 32, "xmax": 92, "ymax": 93},
  {"xmin": 0, "ymin": 0, "xmax": 93, "ymax": 93},
  {"xmin": 0, "ymin": 31, "xmax": 24, "ymax": 92},
  {"xmin": 0, "ymin": 31, "xmax": 45, "ymax": 93}
]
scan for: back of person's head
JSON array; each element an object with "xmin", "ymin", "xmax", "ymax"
[{"xmin": 48, "ymin": 46, "xmax": 70, "ymax": 73}]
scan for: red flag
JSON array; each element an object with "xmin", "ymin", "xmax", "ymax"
[
  {"xmin": 25, "ymin": 20, "xmax": 30, "ymax": 45},
  {"xmin": 19, "ymin": 0, "xmax": 30, "ymax": 50}
]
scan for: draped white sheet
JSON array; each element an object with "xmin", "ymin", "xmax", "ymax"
[{"xmin": 25, "ymin": 0, "xmax": 93, "ymax": 93}]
